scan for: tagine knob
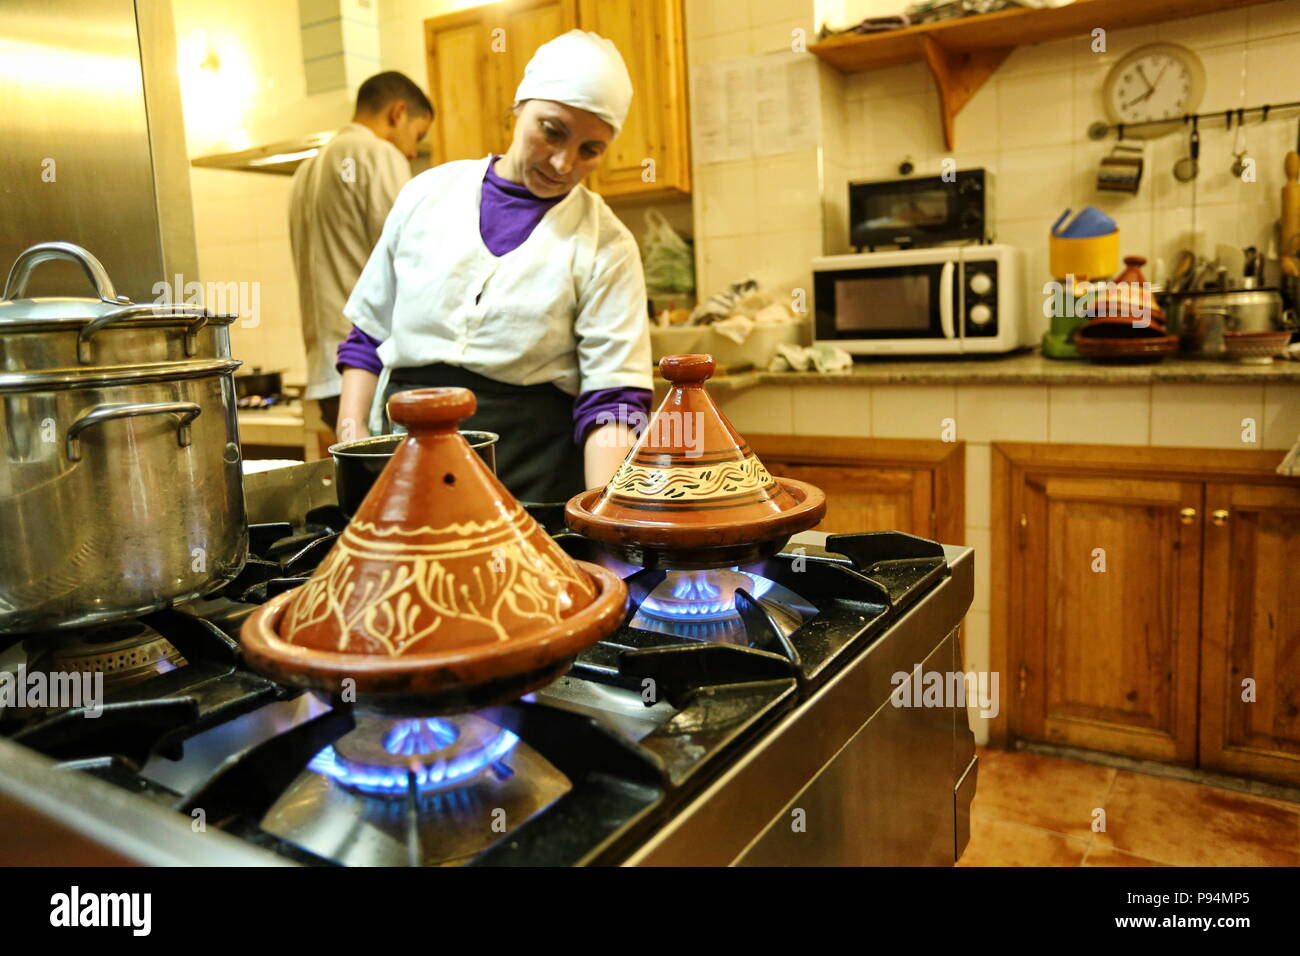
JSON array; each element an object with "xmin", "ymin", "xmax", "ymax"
[
  {"xmin": 659, "ymin": 353, "xmax": 715, "ymax": 384},
  {"xmin": 386, "ymin": 387, "xmax": 477, "ymax": 433}
]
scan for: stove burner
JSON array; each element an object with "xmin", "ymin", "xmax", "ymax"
[
  {"xmin": 310, "ymin": 715, "xmax": 519, "ymax": 798},
  {"xmin": 631, "ymin": 568, "xmax": 810, "ymax": 645},
  {"xmin": 25, "ymin": 620, "xmax": 186, "ymax": 696},
  {"xmin": 639, "ymin": 570, "xmax": 768, "ymax": 623}
]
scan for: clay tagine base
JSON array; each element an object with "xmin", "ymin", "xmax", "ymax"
[
  {"xmin": 241, "ymin": 576, "xmax": 623, "ymax": 715},
  {"xmin": 240, "ymin": 386, "xmax": 629, "ymax": 714},
  {"xmin": 566, "ymin": 354, "xmax": 826, "ymax": 570}
]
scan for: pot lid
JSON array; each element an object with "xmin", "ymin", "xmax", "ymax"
[
  {"xmin": 0, "ymin": 357, "xmax": 241, "ymax": 393},
  {"xmin": 241, "ymin": 387, "xmax": 627, "ymax": 712},
  {"xmin": 0, "ymin": 241, "xmax": 235, "ymax": 328},
  {"xmin": 565, "ymin": 354, "xmax": 826, "ymax": 565}
]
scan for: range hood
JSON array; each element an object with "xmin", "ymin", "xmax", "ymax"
[
  {"xmin": 191, "ymin": 132, "xmax": 434, "ymax": 176},
  {"xmin": 190, "ymin": 131, "xmax": 337, "ymax": 176}
]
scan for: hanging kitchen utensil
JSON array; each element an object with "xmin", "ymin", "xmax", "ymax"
[
  {"xmin": 240, "ymin": 387, "xmax": 627, "ymax": 715},
  {"xmin": 565, "ymin": 354, "xmax": 826, "ymax": 570},
  {"xmin": 1231, "ymin": 110, "xmax": 1251, "ymax": 179},
  {"xmin": 1097, "ymin": 141, "xmax": 1144, "ymax": 194},
  {"xmin": 1173, "ymin": 122, "xmax": 1200, "ymax": 183}
]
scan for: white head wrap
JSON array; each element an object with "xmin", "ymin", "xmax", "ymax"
[{"xmin": 513, "ymin": 30, "xmax": 633, "ymax": 138}]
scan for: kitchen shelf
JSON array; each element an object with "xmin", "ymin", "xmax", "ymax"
[{"xmin": 808, "ymin": 0, "xmax": 1279, "ymax": 150}]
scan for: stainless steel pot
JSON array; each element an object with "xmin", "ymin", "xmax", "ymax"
[
  {"xmin": 0, "ymin": 358, "xmax": 247, "ymax": 632},
  {"xmin": 0, "ymin": 242, "xmax": 236, "ymax": 370},
  {"xmin": 1164, "ymin": 288, "xmax": 1289, "ymax": 355}
]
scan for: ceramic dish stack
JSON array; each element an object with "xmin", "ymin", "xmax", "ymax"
[{"xmin": 1074, "ymin": 256, "xmax": 1178, "ymax": 364}]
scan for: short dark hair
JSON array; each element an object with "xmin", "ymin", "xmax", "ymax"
[{"xmin": 355, "ymin": 72, "xmax": 433, "ymax": 119}]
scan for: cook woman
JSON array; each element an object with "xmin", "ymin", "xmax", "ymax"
[{"xmin": 335, "ymin": 30, "xmax": 653, "ymax": 502}]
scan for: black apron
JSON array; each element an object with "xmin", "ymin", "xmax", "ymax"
[{"xmin": 383, "ymin": 364, "xmax": 585, "ymax": 504}]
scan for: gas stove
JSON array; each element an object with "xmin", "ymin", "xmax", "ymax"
[{"xmin": 0, "ymin": 464, "xmax": 976, "ymax": 866}]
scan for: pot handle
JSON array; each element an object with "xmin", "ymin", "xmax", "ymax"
[
  {"xmin": 77, "ymin": 309, "xmax": 210, "ymax": 363},
  {"xmin": 66, "ymin": 402, "xmax": 202, "ymax": 462},
  {"xmin": 3, "ymin": 242, "xmax": 123, "ymax": 304}
]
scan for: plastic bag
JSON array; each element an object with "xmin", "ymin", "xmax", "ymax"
[{"xmin": 639, "ymin": 208, "xmax": 695, "ymax": 295}]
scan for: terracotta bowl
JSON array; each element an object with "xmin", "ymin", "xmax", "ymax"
[
  {"xmin": 1223, "ymin": 330, "xmax": 1293, "ymax": 365},
  {"xmin": 241, "ymin": 558, "xmax": 627, "ymax": 715},
  {"xmin": 566, "ymin": 478, "xmax": 825, "ymax": 570},
  {"xmin": 1075, "ymin": 334, "xmax": 1178, "ymax": 364}
]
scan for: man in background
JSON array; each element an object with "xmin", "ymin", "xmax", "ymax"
[{"xmin": 289, "ymin": 71, "xmax": 433, "ymax": 449}]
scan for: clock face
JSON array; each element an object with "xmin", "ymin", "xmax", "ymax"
[{"xmin": 1104, "ymin": 43, "xmax": 1205, "ymax": 135}]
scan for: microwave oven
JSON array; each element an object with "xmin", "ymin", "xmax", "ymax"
[
  {"xmin": 812, "ymin": 244, "xmax": 1026, "ymax": 356},
  {"xmin": 849, "ymin": 168, "xmax": 992, "ymax": 251}
]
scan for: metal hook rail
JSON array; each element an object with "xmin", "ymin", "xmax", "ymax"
[{"xmin": 1087, "ymin": 99, "xmax": 1300, "ymax": 140}]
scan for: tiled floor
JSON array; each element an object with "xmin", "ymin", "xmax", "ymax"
[{"xmin": 957, "ymin": 748, "xmax": 1300, "ymax": 867}]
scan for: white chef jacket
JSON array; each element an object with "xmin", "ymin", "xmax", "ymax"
[
  {"xmin": 289, "ymin": 123, "xmax": 410, "ymax": 400},
  {"xmin": 343, "ymin": 155, "xmax": 652, "ymax": 433}
]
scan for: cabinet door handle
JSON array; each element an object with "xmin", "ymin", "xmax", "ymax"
[
  {"xmin": 1211, "ymin": 509, "xmax": 1229, "ymax": 527},
  {"xmin": 1179, "ymin": 507, "xmax": 1197, "ymax": 525}
]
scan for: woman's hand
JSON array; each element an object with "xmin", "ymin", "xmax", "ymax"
[
  {"xmin": 582, "ymin": 421, "xmax": 636, "ymax": 488},
  {"xmin": 337, "ymin": 367, "xmax": 379, "ymax": 442}
]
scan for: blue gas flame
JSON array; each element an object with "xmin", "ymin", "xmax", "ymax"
[
  {"xmin": 308, "ymin": 718, "xmax": 518, "ymax": 797},
  {"xmin": 640, "ymin": 568, "xmax": 774, "ymax": 622}
]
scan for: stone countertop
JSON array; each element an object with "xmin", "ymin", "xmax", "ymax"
[{"xmin": 653, "ymin": 349, "xmax": 1300, "ymax": 394}]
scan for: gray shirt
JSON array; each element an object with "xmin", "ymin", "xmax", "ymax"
[{"xmin": 289, "ymin": 122, "xmax": 410, "ymax": 399}]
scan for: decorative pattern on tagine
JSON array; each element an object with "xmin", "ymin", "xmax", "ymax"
[
  {"xmin": 279, "ymin": 503, "xmax": 595, "ymax": 656},
  {"xmin": 607, "ymin": 453, "xmax": 778, "ymax": 501}
]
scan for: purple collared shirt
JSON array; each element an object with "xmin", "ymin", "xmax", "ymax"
[{"xmin": 337, "ymin": 156, "xmax": 650, "ymax": 444}]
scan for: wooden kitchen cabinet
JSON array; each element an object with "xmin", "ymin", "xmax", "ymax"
[
  {"xmin": 423, "ymin": 0, "xmax": 690, "ymax": 198},
  {"xmin": 423, "ymin": 0, "xmax": 577, "ymax": 165},
  {"xmin": 1200, "ymin": 481, "xmax": 1300, "ymax": 786},
  {"xmin": 747, "ymin": 435, "xmax": 964, "ymax": 544},
  {"xmin": 993, "ymin": 443, "xmax": 1300, "ymax": 787},
  {"xmin": 574, "ymin": 0, "xmax": 690, "ymax": 199},
  {"xmin": 1017, "ymin": 473, "xmax": 1202, "ymax": 764}
]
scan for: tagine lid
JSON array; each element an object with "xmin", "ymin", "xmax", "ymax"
[
  {"xmin": 240, "ymin": 387, "xmax": 627, "ymax": 705},
  {"xmin": 565, "ymin": 354, "xmax": 825, "ymax": 550}
]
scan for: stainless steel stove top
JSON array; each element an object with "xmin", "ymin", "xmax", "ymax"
[{"xmin": 0, "ymin": 466, "xmax": 976, "ymax": 867}]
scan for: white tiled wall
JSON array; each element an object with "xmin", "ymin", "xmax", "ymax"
[
  {"xmin": 822, "ymin": 1, "xmax": 1300, "ymax": 344},
  {"xmin": 189, "ymin": 168, "xmax": 305, "ymax": 383},
  {"xmin": 685, "ymin": 0, "xmax": 822, "ymax": 299},
  {"xmin": 687, "ymin": 1, "xmax": 1300, "ymax": 337}
]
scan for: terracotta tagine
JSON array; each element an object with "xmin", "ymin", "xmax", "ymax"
[
  {"xmin": 565, "ymin": 354, "xmax": 826, "ymax": 569},
  {"xmin": 241, "ymin": 387, "xmax": 628, "ymax": 715}
]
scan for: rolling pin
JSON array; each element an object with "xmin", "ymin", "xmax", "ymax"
[{"xmin": 1284, "ymin": 151, "xmax": 1300, "ymax": 255}]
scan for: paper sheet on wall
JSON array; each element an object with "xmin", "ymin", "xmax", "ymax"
[
  {"xmin": 689, "ymin": 52, "xmax": 820, "ymax": 164},
  {"xmin": 753, "ymin": 51, "xmax": 819, "ymax": 157}
]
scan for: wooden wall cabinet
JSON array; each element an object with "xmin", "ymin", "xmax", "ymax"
[
  {"xmin": 423, "ymin": 0, "xmax": 577, "ymax": 165},
  {"xmin": 993, "ymin": 443, "xmax": 1300, "ymax": 787},
  {"xmin": 423, "ymin": 0, "xmax": 690, "ymax": 199},
  {"xmin": 747, "ymin": 435, "xmax": 964, "ymax": 544}
]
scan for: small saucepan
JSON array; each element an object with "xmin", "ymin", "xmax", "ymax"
[{"xmin": 329, "ymin": 430, "xmax": 499, "ymax": 517}]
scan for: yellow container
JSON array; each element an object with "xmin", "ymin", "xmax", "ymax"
[{"xmin": 1049, "ymin": 229, "xmax": 1119, "ymax": 280}]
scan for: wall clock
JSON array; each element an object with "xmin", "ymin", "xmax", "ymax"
[{"xmin": 1102, "ymin": 43, "xmax": 1205, "ymax": 136}]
